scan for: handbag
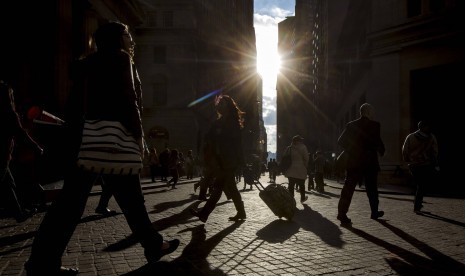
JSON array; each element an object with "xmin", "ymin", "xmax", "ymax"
[
  {"xmin": 77, "ymin": 119, "xmax": 143, "ymax": 175},
  {"xmin": 278, "ymin": 146, "xmax": 292, "ymax": 173},
  {"xmin": 335, "ymin": 150, "xmax": 348, "ymax": 170}
]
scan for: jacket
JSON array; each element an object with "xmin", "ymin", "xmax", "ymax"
[
  {"xmin": 285, "ymin": 142, "xmax": 309, "ymax": 180},
  {"xmin": 402, "ymin": 130, "xmax": 438, "ymax": 167},
  {"xmin": 338, "ymin": 116, "xmax": 385, "ymax": 171}
]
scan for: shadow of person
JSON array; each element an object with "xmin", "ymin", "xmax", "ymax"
[
  {"xmin": 416, "ymin": 211, "xmax": 465, "ymax": 227},
  {"xmin": 256, "ymin": 219, "xmax": 299, "ymax": 243},
  {"xmin": 103, "ymin": 201, "xmax": 202, "ymax": 252},
  {"xmin": 294, "ymin": 204, "xmax": 345, "ymax": 248},
  {"xmin": 122, "ymin": 222, "xmax": 244, "ymax": 275},
  {"xmin": 80, "ymin": 212, "xmax": 122, "ymax": 223},
  {"xmin": 0, "ymin": 231, "xmax": 36, "ymax": 256},
  {"xmin": 347, "ymin": 221, "xmax": 465, "ymax": 275},
  {"xmin": 148, "ymin": 195, "xmax": 199, "ymax": 213}
]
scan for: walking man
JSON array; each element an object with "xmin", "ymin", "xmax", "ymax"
[
  {"xmin": 336, "ymin": 103, "xmax": 385, "ymax": 225},
  {"xmin": 402, "ymin": 120, "xmax": 439, "ymax": 213}
]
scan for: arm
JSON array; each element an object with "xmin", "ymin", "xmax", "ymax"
[
  {"xmin": 375, "ymin": 122, "xmax": 385, "ymax": 157},
  {"xmin": 12, "ymin": 112, "xmax": 43, "ymax": 155},
  {"xmin": 120, "ymin": 53, "xmax": 145, "ymax": 158}
]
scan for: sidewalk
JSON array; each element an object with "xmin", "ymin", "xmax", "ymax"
[
  {"xmin": 324, "ymin": 178, "xmax": 415, "ymax": 196},
  {"xmin": 1, "ymin": 174, "xmax": 465, "ymax": 275}
]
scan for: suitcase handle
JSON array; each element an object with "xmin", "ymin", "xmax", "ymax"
[{"xmin": 252, "ymin": 180, "xmax": 265, "ymax": 191}]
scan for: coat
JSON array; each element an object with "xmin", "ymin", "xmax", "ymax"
[
  {"xmin": 338, "ymin": 116, "xmax": 385, "ymax": 171},
  {"xmin": 284, "ymin": 142, "xmax": 309, "ymax": 180}
]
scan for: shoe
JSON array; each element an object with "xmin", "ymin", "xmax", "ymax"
[
  {"xmin": 197, "ymin": 196, "xmax": 207, "ymax": 201},
  {"xmin": 190, "ymin": 208, "xmax": 207, "ymax": 223},
  {"xmin": 301, "ymin": 196, "xmax": 308, "ymax": 203},
  {"xmin": 145, "ymin": 239, "xmax": 180, "ymax": 263},
  {"xmin": 337, "ymin": 214, "xmax": 352, "ymax": 225},
  {"xmin": 228, "ymin": 212, "xmax": 246, "ymax": 221},
  {"xmin": 95, "ymin": 207, "xmax": 116, "ymax": 216},
  {"xmin": 371, "ymin": 211, "xmax": 384, "ymax": 220},
  {"xmin": 414, "ymin": 204, "xmax": 424, "ymax": 213}
]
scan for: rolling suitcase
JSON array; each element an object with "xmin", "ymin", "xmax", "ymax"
[{"xmin": 254, "ymin": 181, "xmax": 296, "ymax": 220}]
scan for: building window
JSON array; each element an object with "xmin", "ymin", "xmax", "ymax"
[
  {"xmin": 152, "ymin": 81, "xmax": 167, "ymax": 106},
  {"xmin": 163, "ymin": 11, "xmax": 174, "ymax": 27},
  {"xmin": 147, "ymin": 11, "xmax": 157, "ymax": 27},
  {"xmin": 407, "ymin": 0, "xmax": 422, "ymax": 17},
  {"xmin": 153, "ymin": 46, "xmax": 166, "ymax": 64}
]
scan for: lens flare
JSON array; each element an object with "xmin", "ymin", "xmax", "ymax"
[{"xmin": 187, "ymin": 88, "xmax": 222, "ymax": 107}]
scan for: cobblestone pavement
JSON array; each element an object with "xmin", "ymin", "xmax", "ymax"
[{"xmin": 1, "ymin": 175, "xmax": 465, "ymax": 275}]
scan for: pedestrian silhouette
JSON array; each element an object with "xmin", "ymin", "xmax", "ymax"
[
  {"xmin": 283, "ymin": 135, "xmax": 309, "ymax": 203},
  {"xmin": 336, "ymin": 103, "xmax": 385, "ymax": 225},
  {"xmin": 0, "ymin": 80, "xmax": 43, "ymax": 223},
  {"xmin": 402, "ymin": 120, "xmax": 439, "ymax": 213},
  {"xmin": 25, "ymin": 22, "xmax": 179, "ymax": 276},
  {"xmin": 190, "ymin": 94, "xmax": 246, "ymax": 222}
]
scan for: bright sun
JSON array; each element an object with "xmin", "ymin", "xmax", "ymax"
[{"xmin": 256, "ymin": 25, "xmax": 280, "ymax": 97}]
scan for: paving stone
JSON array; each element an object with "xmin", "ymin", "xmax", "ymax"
[{"xmin": 1, "ymin": 176, "xmax": 465, "ymax": 275}]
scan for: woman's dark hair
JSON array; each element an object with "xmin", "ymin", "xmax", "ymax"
[
  {"xmin": 216, "ymin": 95, "xmax": 244, "ymax": 128},
  {"xmin": 94, "ymin": 21, "xmax": 128, "ymax": 52},
  {"xmin": 0, "ymin": 80, "xmax": 15, "ymax": 112}
]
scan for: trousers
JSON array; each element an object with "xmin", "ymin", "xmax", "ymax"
[
  {"xmin": 338, "ymin": 168, "xmax": 379, "ymax": 215},
  {"xmin": 27, "ymin": 166, "xmax": 162, "ymax": 270},
  {"xmin": 199, "ymin": 168, "xmax": 243, "ymax": 219}
]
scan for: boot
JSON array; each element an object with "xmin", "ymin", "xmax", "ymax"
[{"xmin": 229, "ymin": 200, "xmax": 246, "ymax": 221}]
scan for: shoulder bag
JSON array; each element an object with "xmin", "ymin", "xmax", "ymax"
[
  {"xmin": 77, "ymin": 119, "xmax": 142, "ymax": 175},
  {"xmin": 279, "ymin": 146, "xmax": 292, "ymax": 173}
]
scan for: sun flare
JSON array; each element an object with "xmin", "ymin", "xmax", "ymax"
[{"xmin": 256, "ymin": 25, "xmax": 280, "ymax": 97}]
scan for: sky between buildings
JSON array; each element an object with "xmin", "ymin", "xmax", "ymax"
[{"xmin": 254, "ymin": 0, "xmax": 294, "ymax": 154}]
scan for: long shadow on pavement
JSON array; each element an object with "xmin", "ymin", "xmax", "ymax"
[
  {"xmin": 103, "ymin": 198, "xmax": 235, "ymax": 253},
  {"xmin": 415, "ymin": 211, "xmax": 465, "ymax": 228},
  {"xmin": 103, "ymin": 200, "xmax": 203, "ymax": 252},
  {"xmin": 344, "ymin": 220, "xmax": 465, "ymax": 275},
  {"xmin": 0, "ymin": 231, "xmax": 36, "ymax": 256},
  {"xmin": 256, "ymin": 219, "xmax": 299, "ymax": 243},
  {"xmin": 295, "ymin": 204, "xmax": 344, "ymax": 248},
  {"xmin": 122, "ymin": 222, "xmax": 244, "ymax": 275}
]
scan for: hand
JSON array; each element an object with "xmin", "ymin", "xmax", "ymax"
[
  {"xmin": 434, "ymin": 166, "xmax": 440, "ymax": 171},
  {"xmin": 36, "ymin": 146, "xmax": 44, "ymax": 156}
]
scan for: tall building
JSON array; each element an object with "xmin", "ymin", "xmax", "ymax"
[
  {"xmin": 135, "ymin": 0, "xmax": 263, "ymax": 162},
  {"xmin": 278, "ymin": 0, "xmax": 465, "ymax": 194},
  {"xmin": 277, "ymin": 0, "xmax": 326, "ymax": 158},
  {"xmin": 0, "ymin": 0, "xmax": 265, "ymax": 178}
]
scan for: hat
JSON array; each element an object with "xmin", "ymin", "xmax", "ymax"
[{"xmin": 292, "ymin": 135, "xmax": 304, "ymax": 142}]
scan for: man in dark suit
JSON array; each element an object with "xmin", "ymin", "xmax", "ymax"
[{"xmin": 336, "ymin": 103, "xmax": 385, "ymax": 225}]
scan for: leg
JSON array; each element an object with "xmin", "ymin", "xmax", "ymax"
[
  {"xmin": 171, "ymin": 169, "xmax": 179, "ymax": 188},
  {"xmin": 337, "ymin": 169, "xmax": 360, "ymax": 222},
  {"xmin": 150, "ymin": 165, "xmax": 156, "ymax": 182},
  {"xmin": 27, "ymin": 168, "xmax": 97, "ymax": 273},
  {"xmin": 95, "ymin": 178, "xmax": 114, "ymax": 214},
  {"xmin": 226, "ymin": 170, "xmax": 246, "ymax": 221},
  {"xmin": 1, "ymin": 167, "xmax": 27, "ymax": 221},
  {"xmin": 192, "ymin": 170, "xmax": 226, "ymax": 222},
  {"xmin": 105, "ymin": 174, "xmax": 165, "ymax": 260},
  {"xmin": 297, "ymin": 178, "xmax": 307, "ymax": 202},
  {"xmin": 364, "ymin": 170, "xmax": 383, "ymax": 219},
  {"xmin": 411, "ymin": 166, "xmax": 430, "ymax": 212},
  {"xmin": 287, "ymin": 177, "xmax": 296, "ymax": 198}
]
